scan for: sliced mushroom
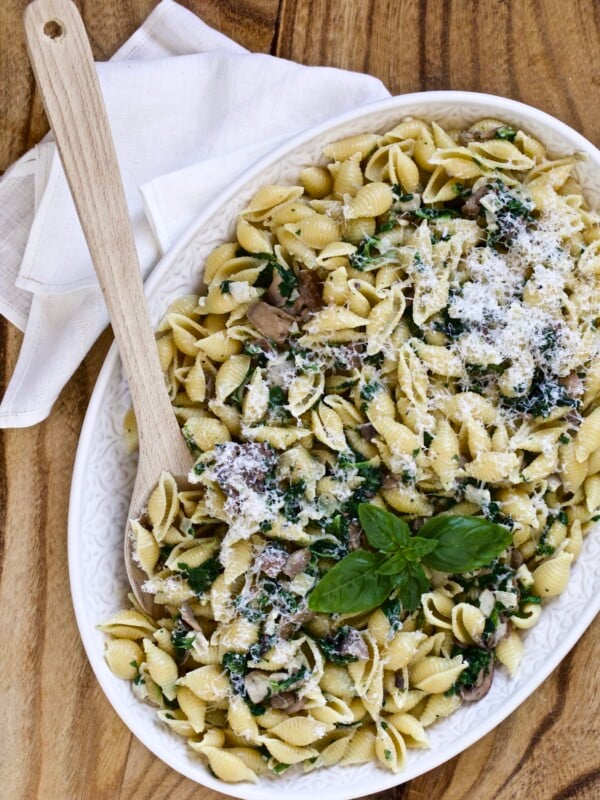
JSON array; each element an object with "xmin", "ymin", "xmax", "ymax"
[
  {"xmin": 282, "ymin": 548, "xmax": 311, "ymax": 578},
  {"xmin": 357, "ymin": 422, "xmax": 377, "ymax": 441},
  {"xmin": 180, "ymin": 601, "xmax": 202, "ymax": 632},
  {"xmin": 264, "ymin": 269, "xmax": 289, "ymax": 308},
  {"xmin": 461, "ymin": 659, "xmax": 495, "ymax": 702},
  {"xmin": 247, "ymin": 301, "xmax": 295, "ymax": 344},
  {"xmin": 278, "ymin": 609, "xmax": 314, "ymax": 639},
  {"xmin": 258, "ymin": 547, "xmax": 288, "ymax": 578},
  {"xmin": 510, "ymin": 547, "xmax": 524, "ymax": 569},
  {"xmin": 560, "ymin": 370, "xmax": 584, "ymax": 398},
  {"xmin": 269, "ymin": 691, "xmax": 305, "ymax": 713},
  {"xmin": 338, "ymin": 628, "xmax": 369, "ymax": 661},
  {"xmin": 288, "ymin": 269, "xmax": 323, "ymax": 319},
  {"xmin": 462, "ymin": 184, "xmax": 491, "ymax": 218},
  {"xmin": 458, "ymin": 127, "xmax": 502, "ymax": 145}
]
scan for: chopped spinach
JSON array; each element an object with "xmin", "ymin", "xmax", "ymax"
[
  {"xmin": 179, "ymin": 557, "xmax": 223, "ymax": 596},
  {"xmin": 413, "ymin": 207, "xmax": 458, "ymax": 220},
  {"xmin": 359, "ymin": 380, "xmax": 381, "ymax": 401},
  {"xmin": 268, "ymin": 385, "xmax": 287, "ymax": 408},
  {"xmin": 317, "ymin": 626, "xmax": 362, "ymax": 664},
  {"xmin": 171, "ymin": 622, "xmax": 196, "ymax": 652},
  {"xmin": 502, "ymin": 369, "xmax": 578, "ymax": 418},
  {"xmin": 282, "ymin": 480, "xmax": 306, "ymax": 522},
  {"xmin": 447, "ymin": 645, "xmax": 493, "ymax": 695},
  {"xmin": 269, "ymin": 666, "xmax": 308, "ymax": 694}
]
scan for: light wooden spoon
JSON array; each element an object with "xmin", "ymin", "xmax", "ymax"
[{"xmin": 24, "ymin": 0, "xmax": 194, "ymax": 616}]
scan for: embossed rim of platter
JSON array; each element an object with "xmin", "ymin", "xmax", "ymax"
[{"xmin": 69, "ymin": 91, "xmax": 600, "ymax": 800}]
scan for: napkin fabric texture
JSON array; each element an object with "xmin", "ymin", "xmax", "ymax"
[{"xmin": 0, "ymin": 0, "xmax": 389, "ymax": 428}]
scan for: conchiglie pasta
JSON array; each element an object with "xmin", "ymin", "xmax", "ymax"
[{"xmin": 106, "ymin": 115, "xmax": 599, "ymax": 785}]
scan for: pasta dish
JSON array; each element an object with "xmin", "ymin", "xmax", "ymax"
[{"xmin": 100, "ymin": 116, "xmax": 600, "ymax": 783}]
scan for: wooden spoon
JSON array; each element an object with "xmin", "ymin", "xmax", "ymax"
[{"xmin": 24, "ymin": 0, "xmax": 194, "ymax": 615}]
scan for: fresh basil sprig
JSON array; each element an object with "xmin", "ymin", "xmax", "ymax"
[{"xmin": 307, "ymin": 504, "xmax": 512, "ymax": 614}]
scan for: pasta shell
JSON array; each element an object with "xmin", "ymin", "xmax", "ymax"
[
  {"xmin": 122, "ymin": 407, "xmax": 139, "ymax": 454},
  {"xmin": 147, "ymin": 472, "xmax": 179, "ymax": 542},
  {"xmin": 345, "ymin": 182, "xmax": 394, "ymax": 219},
  {"xmin": 269, "ymin": 717, "xmax": 334, "ymax": 747},
  {"xmin": 419, "ymin": 693, "xmax": 462, "ymax": 727},
  {"xmin": 97, "ymin": 609, "xmax": 156, "ymax": 639},
  {"xmin": 104, "ymin": 639, "xmax": 143, "ymax": 680},
  {"xmin": 410, "ymin": 655, "xmax": 466, "ymax": 694},
  {"xmin": 143, "ymin": 639, "xmax": 178, "ymax": 700},
  {"xmin": 330, "ymin": 153, "xmax": 364, "ymax": 197},
  {"xmin": 375, "ymin": 720, "xmax": 406, "ymax": 773},
  {"xmin": 320, "ymin": 664, "xmax": 355, "ymax": 697},
  {"xmin": 300, "ymin": 166, "xmax": 333, "ymax": 198},
  {"xmin": 165, "ymin": 538, "xmax": 220, "ymax": 572},
  {"xmin": 311, "ymin": 403, "xmax": 347, "ymax": 451},
  {"xmin": 494, "ymin": 630, "xmax": 524, "ymax": 677},
  {"xmin": 196, "ymin": 745, "xmax": 258, "ymax": 783},
  {"xmin": 287, "ymin": 372, "xmax": 325, "ymax": 418},
  {"xmin": 532, "ymin": 551, "xmax": 573, "ymax": 597},
  {"xmin": 451, "ymin": 603, "xmax": 486, "ymax": 645},
  {"xmin": 247, "ymin": 424, "xmax": 312, "ymax": 449},
  {"xmin": 342, "ymin": 215, "xmax": 377, "ymax": 244},
  {"xmin": 178, "ymin": 665, "xmax": 230, "ymax": 702},
  {"xmin": 340, "ymin": 726, "xmax": 377, "ymax": 766},
  {"xmin": 422, "ymin": 166, "xmax": 466, "ymax": 203},
  {"xmin": 323, "ymin": 133, "xmax": 382, "ymax": 161},
  {"xmin": 311, "ymin": 696, "xmax": 355, "ymax": 725},
  {"xmin": 130, "ymin": 519, "xmax": 159, "ymax": 576},
  {"xmin": 366, "ymin": 285, "xmax": 406, "ymax": 355},
  {"xmin": 214, "ymin": 355, "xmax": 251, "ymax": 403},
  {"xmin": 295, "ymin": 215, "xmax": 341, "ymax": 249},
  {"xmin": 421, "ymin": 591, "xmax": 454, "ymax": 630},
  {"xmin": 176, "ymin": 686, "xmax": 206, "ymax": 733},
  {"xmin": 242, "ymin": 185, "xmax": 304, "ymax": 222},
  {"xmin": 183, "ymin": 416, "xmax": 231, "ymax": 452},
  {"xmin": 388, "ymin": 149, "xmax": 420, "ymax": 192},
  {"xmin": 236, "ymin": 218, "xmax": 273, "ymax": 254},
  {"xmin": 387, "ymin": 712, "xmax": 429, "ymax": 747},
  {"xmin": 204, "ymin": 242, "xmax": 239, "ymax": 284},
  {"xmin": 259, "ymin": 736, "xmax": 319, "ymax": 765}
]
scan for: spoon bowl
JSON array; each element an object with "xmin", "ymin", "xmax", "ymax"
[{"xmin": 24, "ymin": 0, "xmax": 194, "ymax": 615}]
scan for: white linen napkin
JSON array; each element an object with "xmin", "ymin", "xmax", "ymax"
[{"xmin": 0, "ymin": 0, "xmax": 389, "ymax": 428}]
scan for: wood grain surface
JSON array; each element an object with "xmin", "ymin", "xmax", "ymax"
[{"xmin": 0, "ymin": 2, "xmax": 598, "ymax": 799}]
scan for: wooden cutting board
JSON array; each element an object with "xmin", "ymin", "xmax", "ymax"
[{"xmin": 0, "ymin": 2, "xmax": 598, "ymax": 799}]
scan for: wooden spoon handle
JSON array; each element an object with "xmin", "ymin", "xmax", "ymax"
[{"xmin": 23, "ymin": 0, "xmax": 188, "ymax": 476}]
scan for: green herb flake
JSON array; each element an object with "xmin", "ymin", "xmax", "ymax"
[
  {"xmin": 494, "ymin": 125, "xmax": 517, "ymax": 141},
  {"xmin": 272, "ymin": 763, "xmax": 292, "ymax": 775}
]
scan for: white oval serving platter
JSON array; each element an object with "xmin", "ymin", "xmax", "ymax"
[{"xmin": 69, "ymin": 92, "xmax": 600, "ymax": 800}]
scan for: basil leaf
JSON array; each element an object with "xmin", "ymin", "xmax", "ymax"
[
  {"xmin": 395, "ymin": 563, "xmax": 430, "ymax": 612},
  {"xmin": 308, "ymin": 550, "xmax": 394, "ymax": 613},
  {"xmin": 358, "ymin": 503, "xmax": 409, "ymax": 552},
  {"xmin": 419, "ymin": 515, "xmax": 512, "ymax": 573},
  {"xmin": 402, "ymin": 536, "xmax": 439, "ymax": 562},
  {"xmin": 376, "ymin": 551, "xmax": 408, "ymax": 575}
]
